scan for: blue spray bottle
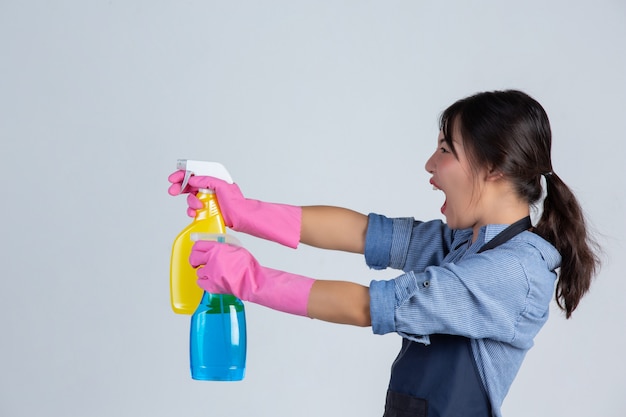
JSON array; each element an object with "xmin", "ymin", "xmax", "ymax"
[
  {"xmin": 171, "ymin": 160, "xmax": 247, "ymax": 381},
  {"xmin": 190, "ymin": 296, "xmax": 246, "ymax": 381}
]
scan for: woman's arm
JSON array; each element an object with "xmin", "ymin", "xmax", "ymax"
[
  {"xmin": 300, "ymin": 207, "xmax": 371, "ymax": 326},
  {"xmin": 300, "ymin": 206, "xmax": 369, "ymax": 253},
  {"xmin": 191, "ymin": 240, "xmax": 371, "ymax": 326},
  {"xmin": 307, "ymin": 280, "xmax": 371, "ymax": 327}
]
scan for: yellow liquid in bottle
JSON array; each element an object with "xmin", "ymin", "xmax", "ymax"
[{"xmin": 170, "ymin": 191, "xmax": 227, "ymax": 314}]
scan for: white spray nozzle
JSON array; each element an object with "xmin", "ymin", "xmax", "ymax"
[
  {"xmin": 176, "ymin": 159, "xmax": 234, "ymax": 193},
  {"xmin": 190, "ymin": 233, "xmax": 242, "ymax": 247}
]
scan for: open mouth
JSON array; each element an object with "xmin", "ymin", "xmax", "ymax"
[{"xmin": 430, "ymin": 179, "xmax": 447, "ymax": 215}]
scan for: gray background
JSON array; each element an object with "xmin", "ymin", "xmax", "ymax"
[{"xmin": 1, "ymin": 1, "xmax": 625, "ymax": 416}]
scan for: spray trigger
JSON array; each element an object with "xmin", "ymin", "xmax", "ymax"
[
  {"xmin": 176, "ymin": 159, "xmax": 234, "ymax": 194},
  {"xmin": 180, "ymin": 170, "xmax": 193, "ymax": 194}
]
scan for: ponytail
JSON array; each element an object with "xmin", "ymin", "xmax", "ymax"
[{"xmin": 534, "ymin": 173, "xmax": 600, "ymax": 318}]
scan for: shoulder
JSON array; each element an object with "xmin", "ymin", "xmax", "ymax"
[
  {"xmin": 476, "ymin": 231, "xmax": 560, "ymax": 310},
  {"xmin": 452, "ymin": 230, "xmax": 560, "ymax": 298},
  {"xmin": 480, "ymin": 224, "xmax": 560, "ymax": 267},
  {"xmin": 500, "ymin": 230, "xmax": 561, "ymax": 271}
]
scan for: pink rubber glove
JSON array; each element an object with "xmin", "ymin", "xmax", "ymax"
[
  {"xmin": 189, "ymin": 240, "xmax": 315, "ymax": 316},
  {"xmin": 168, "ymin": 170, "xmax": 302, "ymax": 249}
]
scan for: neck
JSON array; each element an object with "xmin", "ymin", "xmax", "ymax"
[{"xmin": 471, "ymin": 181, "xmax": 530, "ymax": 242}]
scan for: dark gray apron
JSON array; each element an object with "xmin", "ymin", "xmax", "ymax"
[{"xmin": 383, "ymin": 216, "xmax": 532, "ymax": 417}]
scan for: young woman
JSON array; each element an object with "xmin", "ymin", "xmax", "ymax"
[{"xmin": 168, "ymin": 90, "xmax": 600, "ymax": 417}]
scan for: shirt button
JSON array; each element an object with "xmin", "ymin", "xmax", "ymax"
[{"xmin": 423, "ymin": 281, "xmax": 430, "ymax": 288}]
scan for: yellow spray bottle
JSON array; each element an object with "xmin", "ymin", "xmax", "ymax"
[{"xmin": 170, "ymin": 159, "xmax": 234, "ymax": 314}]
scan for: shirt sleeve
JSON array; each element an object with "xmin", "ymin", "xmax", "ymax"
[
  {"xmin": 370, "ymin": 248, "xmax": 538, "ymax": 348},
  {"xmin": 364, "ymin": 213, "xmax": 455, "ymax": 272}
]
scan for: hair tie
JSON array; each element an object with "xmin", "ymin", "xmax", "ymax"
[{"xmin": 542, "ymin": 171, "xmax": 553, "ymax": 179}]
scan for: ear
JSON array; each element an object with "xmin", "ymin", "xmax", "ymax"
[{"xmin": 485, "ymin": 168, "xmax": 504, "ymax": 182}]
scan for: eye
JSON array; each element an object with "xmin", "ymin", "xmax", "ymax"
[{"xmin": 437, "ymin": 136, "xmax": 452, "ymax": 154}]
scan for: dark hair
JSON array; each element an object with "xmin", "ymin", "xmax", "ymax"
[{"xmin": 439, "ymin": 89, "xmax": 600, "ymax": 318}]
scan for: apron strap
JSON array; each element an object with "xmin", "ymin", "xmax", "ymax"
[{"xmin": 477, "ymin": 216, "xmax": 532, "ymax": 253}]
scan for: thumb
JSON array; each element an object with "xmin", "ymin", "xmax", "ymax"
[{"xmin": 189, "ymin": 240, "xmax": 220, "ymax": 267}]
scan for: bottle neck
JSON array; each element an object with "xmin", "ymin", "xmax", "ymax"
[{"xmin": 195, "ymin": 191, "xmax": 223, "ymax": 221}]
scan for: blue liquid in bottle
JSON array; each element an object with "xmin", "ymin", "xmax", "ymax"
[{"xmin": 190, "ymin": 292, "xmax": 247, "ymax": 381}]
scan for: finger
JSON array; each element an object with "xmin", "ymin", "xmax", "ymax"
[
  {"xmin": 196, "ymin": 268, "xmax": 224, "ymax": 294},
  {"xmin": 187, "ymin": 193, "xmax": 203, "ymax": 209},
  {"xmin": 189, "ymin": 247, "xmax": 210, "ymax": 268},
  {"xmin": 189, "ymin": 240, "xmax": 220, "ymax": 267},
  {"xmin": 190, "ymin": 255, "xmax": 205, "ymax": 268},
  {"xmin": 188, "ymin": 175, "xmax": 229, "ymax": 190},
  {"xmin": 192, "ymin": 240, "xmax": 242, "ymax": 255},
  {"xmin": 168, "ymin": 170, "xmax": 185, "ymax": 183},
  {"xmin": 168, "ymin": 182, "xmax": 182, "ymax": 196},
  {"xmin": 192, "ymin": 240, "xmax": 221, "ymax": 251},
  {"xmin": 196, "ymin": 266, "xmax": 210, "ymax": 280}
]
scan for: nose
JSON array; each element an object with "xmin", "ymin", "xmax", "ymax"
[{"xmin": 424, "ymin": 151, "xmax": 436, "ymax": 174}]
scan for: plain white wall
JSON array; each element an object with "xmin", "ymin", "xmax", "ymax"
[{"xmin": 1, "ymin": 1, "xmax": 625, "ymax": 416}]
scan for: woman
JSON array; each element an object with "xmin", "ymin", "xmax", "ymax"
[{"xmin": 168, "ymin": 89, "xmax": 600, "ymax": 417}]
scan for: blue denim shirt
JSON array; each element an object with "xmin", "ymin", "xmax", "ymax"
[{"xmin": 366, "ymin": 214, "xmax": 561, "ymax": 416}]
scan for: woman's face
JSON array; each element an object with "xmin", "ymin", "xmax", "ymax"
[{"xmin": 424, "ymin": 129, "xmax": 488, "ymax": 232}]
